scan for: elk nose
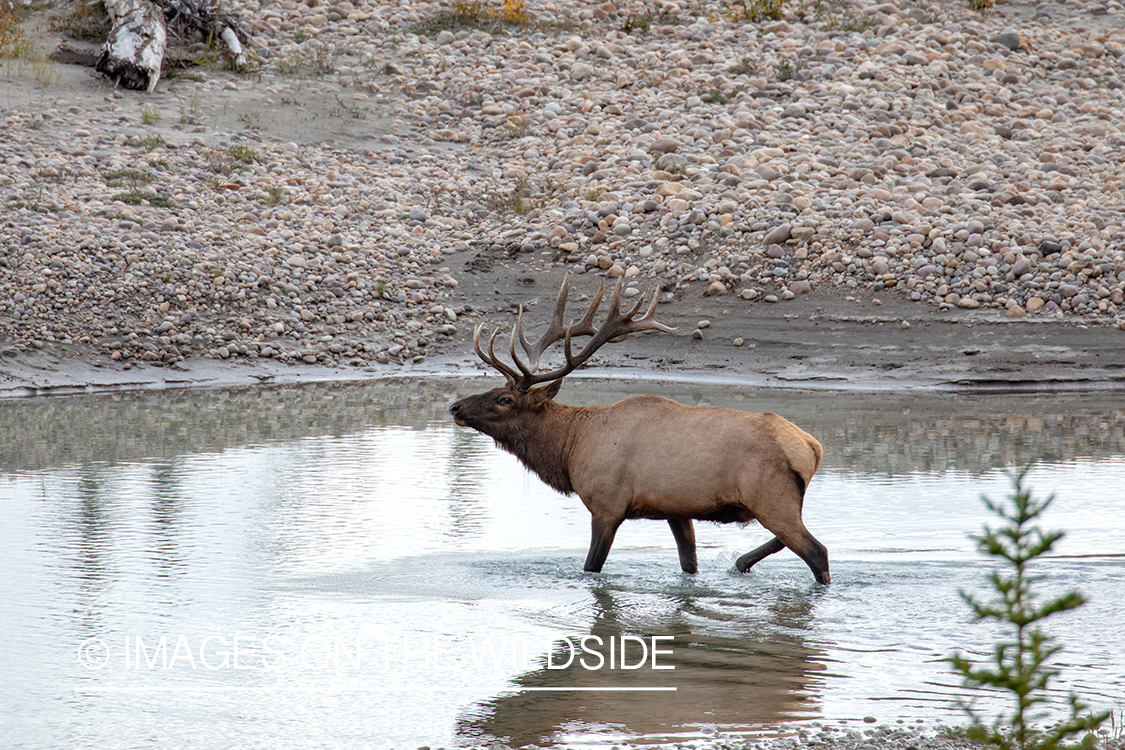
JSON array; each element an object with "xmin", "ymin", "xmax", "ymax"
[{"xmin": 448, "ymin": 402, "xmax": 461, "ymax": 417}]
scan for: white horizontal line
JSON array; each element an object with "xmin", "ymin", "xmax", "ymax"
[{"xmin": 75, "ymin": 686, "xmax": 676, "ymax": 693}]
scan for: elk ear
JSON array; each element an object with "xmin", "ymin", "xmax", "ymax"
[{"xmin": 531, "ymin": 379, "xmax": 563, "ymax": 403}]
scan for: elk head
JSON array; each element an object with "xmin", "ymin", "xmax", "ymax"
[{"xmin": 448, "ymin": 274, "xmax": 675, "ymax": 434}]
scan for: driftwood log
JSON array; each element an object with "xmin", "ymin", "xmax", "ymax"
[
  {"xmin": 94, "ymin": 0, "xmax": 248, "ymax": 91},
  {"xmin": 97, "ymin": 0, "xmax": 167, "ymax": 91}
]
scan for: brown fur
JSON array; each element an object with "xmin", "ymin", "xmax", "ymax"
[{"xmin": 450, "ymin": 382, "xmax": 830, "ymax": 583}]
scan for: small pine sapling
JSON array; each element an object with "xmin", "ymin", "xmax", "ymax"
[{"xmin": 949, "ymin": 466, "xmax": 1109, "ymax": 750}]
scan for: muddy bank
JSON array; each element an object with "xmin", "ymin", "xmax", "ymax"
[{"xmin": 4, "ymin": 270, "xmax": 1125, "ymax": 398}]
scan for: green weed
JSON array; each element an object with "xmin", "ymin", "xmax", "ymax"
[
  {"xmin": 5, "ymin": 200, "xmax": 63, "ymax": 213},
  {"xmin": 135, "ymin": 134, "xmax": 165, "ymax": 151},
  {"xmin": 103, "ymin": 168, "xmax": 154, "ymax": 186},
  {"xmin": 113, "ymin": 191, "xmax": 174, "ymax": 208},
  {"xmin": 237, "ymin": 109, "xmax": 262, "ymax": 130},
  {"xmin": 775, "ymin": 58, "xmax": 806, "ymax": 82},
  {"xmin": 721, "ymin": 0, "xmax": 791, "ymax": 23},
  {"xmin": 228, "ymin": 144, "xmax": 260, "ymax": 163}
]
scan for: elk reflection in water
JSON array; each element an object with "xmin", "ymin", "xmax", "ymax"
[{"xmin": 460, "ymin": 581, "xmax": 827, "ymax": 746}]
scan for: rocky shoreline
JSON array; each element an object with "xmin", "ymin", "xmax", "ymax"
[{"xmin": 3, "ymin": 0, "xmax": 1125, "ymax": 384}]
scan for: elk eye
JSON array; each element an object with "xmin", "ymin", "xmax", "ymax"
[{"xmin": 497, "ymin": 396, "xmax": 514, "ymax": 406}]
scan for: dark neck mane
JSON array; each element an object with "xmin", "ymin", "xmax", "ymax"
[{"xmin": 492, "ymin": 404, "xmax": 576, "ymax": 495}]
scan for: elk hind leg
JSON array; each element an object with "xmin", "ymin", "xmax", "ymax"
[
  {"xmin": 748, "ymin": 484, "xmax": 831, "ymax": 584},
  {"xmin": 667, "ymin": 518, "xmax": 698, "ymax": 574},
  {"xmin": 736, "ymin": 537, "xmax": 785, "ymax": 573},
  {"xmin": 788, "ymin": 531, "xmax": 830, "ymax": 585},
  {"xmin": 584, "ymin": 515, "xmax": 623, "ymax": 573}
]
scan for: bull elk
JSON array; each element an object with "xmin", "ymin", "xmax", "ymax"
[{"xmin": 448, "ymin": 275, "xmax": 830, "ymax": 584}]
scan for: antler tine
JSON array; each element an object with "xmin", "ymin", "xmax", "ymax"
[
  {"xmin": 509, "ymin": 307, "xmax": 536, "ymax": 381},
  {"xmin": 517, "ymin": 279, "xmax": 676, "ymax": 388},
  {"xmin": 473, "ymin": 323, "xmax": 521, "ymax": 384},
  {"xmin": 568, "ymin": 279, "xmax": 605, "ymax": 338},
  {"xmin": 514, "ymin": 273, "xmax": 578, "ymax": 372},
  {"xmin": 627, "ymin": 284, "xmax": 677, "ymax": 335}
]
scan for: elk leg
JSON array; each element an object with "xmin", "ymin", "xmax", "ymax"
[
  {"xmin": 763, "ymin": 529, "xmax": 831, "ymax": 585},
  {"xmin": 791, "ymin": 533, "xmax": 831, "ymax": 585},
  {"xmin": 584, "ymin": 516, "xmax": 622, "ymax": 573},
  {"xmin": 667, "ymin": 518, "xmax": 698, "ymax": 574},
  {"xmin": 747, "ymin": 503, "xmax": 832, "ymax": 584},
  {"xmin": 735, "ymin": 536, "xmax": 785, "ymax": 573}
]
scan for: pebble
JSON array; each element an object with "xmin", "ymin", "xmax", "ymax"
[{"xmin": 3, "ymin": 0, "xmax": 1125, "ymax": 370}]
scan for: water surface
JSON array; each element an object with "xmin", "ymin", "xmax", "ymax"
[{"xmin": 2, "ymin": 379, "xmax": 1122, "ymax": 748}]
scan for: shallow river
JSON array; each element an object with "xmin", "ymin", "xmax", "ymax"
[{"xmin": 1, "ymin": 378, "xmax": 1122, "ymax": 749}]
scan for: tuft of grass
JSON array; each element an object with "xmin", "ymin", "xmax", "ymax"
[
  {"xmin": 700, "ymin": 86, "xmax": 727, "ymax": 103},
  {"xmin": 727, "ymin": 58, "xmax": 756, "ymax": 76},
  {"xmin": 814, "ymin": 0, "xmax": 877, "ymax": 33},
  {"xmin": 969, "ymin": 0, "xmax": 995, "ymax": 12},
  {"xmin": 482, "ymin": 175, "xmax": 564, "ymax": 215},
  {"xmin": 5, "ymin": 200, "xmax": 63, "ymax": 213},
  {"xmin": 141, "ymin": 104, "xmax": 160, "ymax": 125},
  {"xmin": 1, "ymin": 11, "xmax": 61, "ymax": 86},
  {"xmin": 407, "ymin": 0, "xmax": 495, "ymax": 36},
  {"xmin": 775, "ymin": 58, "xmax": 806, "ymax": 82},
  {"xmin": 103, "ymin": 168, "xmax": 154, "ymax": 186},
  {"xmin": 276, "ymin": 45, "xmax": 334, "ymax": 78},
  {"xmin": 263, "ymin": 186, "xmax": 284, "ymax": 205},
  {"xmin": 133, "ymin": 134, "xmax": 165, "ymax": 151},
  {"xmin": 237, "ymin": 109, "xmax": 262, "ymax": 130},
  {"xmin": 407, "ymin": 0, "xmax": 569, "ymax": 36},
  {"xmin": 228, "ymin": 144, "xmax": 260, "ymax": 163},
  {"xmin": 113, "ymin": 191, "xmax": 174, "ymax": 207},
  {"xmin": 948, "ymin": 466, "xmax": 1109, "ymax": 750},
  {"xmin": 621, "ymin": 12, "xmax": 652, "ymax": 33},
  {"xmin": 329, "ymin": 93, "xmax": 368, "ymax": 119},
  {"xmin": 205, "ymin": 146, "xmax": 256, "ymax": 177},
  {"xmin": 721, "ymin": 0, "xmax": 792, "ymax": 23}
]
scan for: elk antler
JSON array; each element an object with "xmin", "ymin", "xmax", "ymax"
[
  {"xmin": 472, "ymin": 274, "xmax": 676, "ymax": 392},
  {"xmin": 512, "ymin": 273, "xmax": 602, "ymax": 371}
]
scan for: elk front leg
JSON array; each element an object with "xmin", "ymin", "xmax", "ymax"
[
  {"xmin": 584, "ymin": 515, "xmax": 622, "ymax": 572},
  {"xmin": 735, "ymin": 536, "xmax": 785, "ymax": 572},
  {"xmin": 667, "ymin": 518, "xmax": 698, "ymax": 574}
]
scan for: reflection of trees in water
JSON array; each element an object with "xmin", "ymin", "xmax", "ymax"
[
  {"xmin": 2, "ymin": 380, "xmax": 1122, "ymax": 476},
  {"xmin": 443, "ymin": 429, "xmax": 489, "ymax": 542},
  {"xmin": 74, "ymin": 471, "xmax": 111, "ymax": 588},
  {"xmin": 458, "ymin": 582, "xmax": 827, "ymax": 746},
  {"xmin": 47, "ymin": 461, "xmax": 192, "ymax": 635},
  {"xmin": 59, "ymin": 468, "xmax": 115, "ymax": 635},
  {"xmin": 148, "ymin": 461, "xmax": 187, "ymax": 579}
]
